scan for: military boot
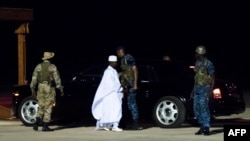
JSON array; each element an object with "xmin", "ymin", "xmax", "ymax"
[
  {"xmin": 42, "ymin": 122, "xmax": 54, "ymax": 132},
  {"xmin": 203, "ymin": 127, "xmax": 210, "ymax": 136},
  {"xmin": 195, "ymin": 126, "xmax": 203, "ymax": 135},
  {"xmin": 131, "ymin": 119, "xmax": 143, "ymax": 130},
  {"xmin": 33, "ymin": 117, "xmax": 41, "ymax": 131}
]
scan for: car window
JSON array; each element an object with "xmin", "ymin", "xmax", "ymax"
[
  {"xmin": 138, "ymin": 65, "xmax": 159, "ymax": 83},
  {"xmin": 138, "ymin": 65, "xmax": 148, "ymax": 81},
  {"xmin": 82, "ymin": 64, "xmax": 107, "ymax": 75},
  {"xmin": 72, "ymin": 64, "xmax": 107, "ymax": 84}
]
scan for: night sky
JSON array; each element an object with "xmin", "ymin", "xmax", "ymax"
[{"xmin": 0, "ymin": 1, "xmax": 249, "ymax": 88}]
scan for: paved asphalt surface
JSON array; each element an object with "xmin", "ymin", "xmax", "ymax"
[
  {"xmin": 1, "ymin": 113, "xmax": 250, "ymax": 141},
  {"xmin": 0, "ymin": 121, "xmax": 225, "ymax": 141},
  {"xmin": 0, "ymin": 86, "xmax": 250, "ymax": 141}
]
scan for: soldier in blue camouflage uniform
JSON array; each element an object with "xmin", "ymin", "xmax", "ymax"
[
  {"xmin": 30, "ymin": 52, "xmax": 64, "ymax": 132},
  {"xmin": 192, "ymin": 46, "xmax": 215, "ymax": 136},
  {"xmin": 116, "ymin": 46, "xmax": 142, "ymax": 130}
]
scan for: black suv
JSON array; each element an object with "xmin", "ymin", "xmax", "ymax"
[{"xmin": 12, "ymin": 60, "xmax": 245, "ymax": 128}]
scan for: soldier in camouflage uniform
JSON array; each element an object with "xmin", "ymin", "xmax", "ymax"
[
  {"xmin": 191, "ymin": 46, "xmax": 215, "ymax": 136},
  {"xmin": 30, "ymin": 52, "xmax": 64, "ymax": 132},
  {"xmin": 116, "ymin": 46, "xmax": 142, "ymax": 130}
]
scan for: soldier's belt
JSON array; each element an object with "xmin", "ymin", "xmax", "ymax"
[{"xmin": 39, "ymin": 81, "xmax": 49, "ymax": 85}]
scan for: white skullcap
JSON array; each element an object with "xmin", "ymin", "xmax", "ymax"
[{"xmin": 108, "ymin": 55, "xmax": 117, "ymax": 62}]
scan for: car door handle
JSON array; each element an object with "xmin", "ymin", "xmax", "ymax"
[{"xmin": 140, "ymin": 80, "xmax": 149, "ymax": 83}]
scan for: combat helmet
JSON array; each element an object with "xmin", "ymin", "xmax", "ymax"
[{"xmin": 195, "ymin": 45, "xmax": 206, "ymax": 55}]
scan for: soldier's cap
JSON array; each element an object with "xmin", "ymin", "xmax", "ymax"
[{"xmin": 42, "ymin": 52, "xmax": 55, "ymax": 60}]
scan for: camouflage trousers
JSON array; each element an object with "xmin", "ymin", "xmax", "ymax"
[
  {"xmin": 126, "ymin": 81, "xmax": 139, "ymax": 120},
  {"xmin": 36, "ymin": 82, "xmax": 56, "ymax": 123},
  {"xmin": 193, "ymin": 85, "xmax": 211, "ymax": 127}
]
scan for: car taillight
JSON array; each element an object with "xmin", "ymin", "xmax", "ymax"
[
  {"xmin": 13, "ymin": 92, "xmax": 19, "ymax": 97},
  {"xmin": 189, "ymin": 65, "xmax": 195, "ymax": 69},
  {"xmin": 213, "ymin": 88, "xmax": 222, "ymax": 99}
]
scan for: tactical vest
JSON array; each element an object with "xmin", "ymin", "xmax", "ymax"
[
  {"xmin": 194, "ymin": 60, "xmax": 212, "ymax": 85},
  {"xmin": 120, "ymin": 56, "xmax": 134, "ymax": 86},
  {"xmin": 38, "ymin": 62, "xmax": 53, "ymax": 84}
]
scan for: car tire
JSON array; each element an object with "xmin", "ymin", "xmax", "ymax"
[
  {"xmin": 153, "ymin": 96, "xmax": 186, "ymax": 128},
  {"xmin": 18, "ymin": 96, "xmax": 38, "ymax": 126}
]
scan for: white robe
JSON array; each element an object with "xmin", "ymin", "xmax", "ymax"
[{"xmin": 91, "ymin": 65, "xmax": 123, "ymax": 127}]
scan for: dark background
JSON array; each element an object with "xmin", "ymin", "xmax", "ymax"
[{"xmin": 0, "ymin": 1, "xmax": 249, "ymax": 88}]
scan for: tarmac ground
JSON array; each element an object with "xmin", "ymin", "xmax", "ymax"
[{"xmin": 0, "ymin": 86, "xmax": 249, "ymax": 141}]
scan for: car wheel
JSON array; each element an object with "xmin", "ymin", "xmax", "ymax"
[
  {"xmin": 18, "ymin": 96, "xmax": 38, "ymax": 126},
  {"xmin": 153, "ymin": 96, "xmax": 186, "ymax": 128}
]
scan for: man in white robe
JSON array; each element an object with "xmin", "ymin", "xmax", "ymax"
[{"xmin": 91, "ymin": 55, "xmax": 123, "ymax": 132}]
